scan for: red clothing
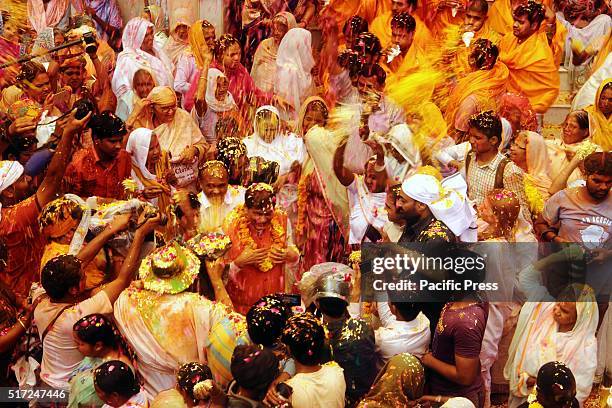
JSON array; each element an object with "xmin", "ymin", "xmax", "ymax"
[
  {"xmin": 184, "ymin": 61, "xmax": 272, "ymax": 117},
  {"xmin": 224, "ymin": 211, "xmax": 287, "ymax": 315},
  {"xmin": 0, "ymin": 196, "xmax": 45, "ymax": 298},
  {"xmin": 64, "ymin": 146, "xmax": 131, "ymax": 199}
]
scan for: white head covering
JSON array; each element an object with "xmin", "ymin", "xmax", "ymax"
[
  {"xmin": 275, "ymin": 28, "xmax": 315, "ymax": 119},
  {"xmin": 441, "ymin": 397, "xmax": 476, "ymax": 407},
  {"xmin": 111, "ymin": 17, "xmax": 174, "ymax": 98},
  {"xmin": 205, "ymin": 68, "xmax": 237, "ymax": 113},
  {"xmin": 252, "ymin": 105, "xmax": 281, "ymax": 141},
  {"xmin": 126, "ymin": 128, "xmax": 156, "ymax": 186},
  {"xmin": 402, "ymin": 173, "xmax": 476, "ymax": 238},
  {"xmin": 379, "ymin": 124, "xmax": 422, "ymax": 182},
  {"xmin": 0, "ymin": 161, "xmax": 24, "ymax": 220}
]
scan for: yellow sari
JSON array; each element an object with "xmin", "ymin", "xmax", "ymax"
[{"xmin": 584, "ymin": 78, "xmax": 612, "ymax": 150}]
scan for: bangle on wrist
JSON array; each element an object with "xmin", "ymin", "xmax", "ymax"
[
  {"xmin": 436, "ymin": 395, "xmax": 442, "ymax": 403},
  {"xmin": 17, "ymin": 318, "xmax": 28, "ymax": 330}
]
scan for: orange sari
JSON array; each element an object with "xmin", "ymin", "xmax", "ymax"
[{"xmin": 498, "ymin": 31, "xmax": 560, "ymax": 113}]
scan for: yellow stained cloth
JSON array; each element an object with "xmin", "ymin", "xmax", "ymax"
[
  {"xmin": 40, "ymin": 242, "xmax": 106, "ymax": 290},
  {"xmin": 585, "ymin": 78, "xmax": 612, "ymax": 150},
  {"xmin": 591, "ymin": 35, "xmax": 611, "ymax": 73},
  {"xmin": 370, "ymin": 11, "xmax": 432, "ymax": 51},
  {"xmin": 498, "ymin": 31, "xmax": 560, "ymax": 113},
  {"xmin": 188, "ymin": 20, "xmax": 210, "ymax": 69},
  {"xmin": 424, "ymin": 1, "xmax": 466, "ymax": 39},
  {"xmin": 128, "ymin": 86, "xmax": 204, "ymax": 157},
  {"xmin": 484, "ymin": 0, "xmax": 566, "ymax": 64},
  {"xmin": 359, "ymin": 0, "xmax": 392, "ymax": 23},
  {"xmin": 485, "ymin": 0, "xmax": 552, "ymax": 34},
  {"xmin": 445, "ymin": 61, "xmax": 509, "ymax": 129},
  {"xmin": 384, "ymin": 44, "xmax": 428, "ymax": 87},
  {"xmin": 452, "ymin": 27, "xmax": 502, "ymax": 77}
]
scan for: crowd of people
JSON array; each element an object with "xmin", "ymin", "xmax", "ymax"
[{"xmin": 0, "ymin": 0, "xmax": 610, "ymax": 406}]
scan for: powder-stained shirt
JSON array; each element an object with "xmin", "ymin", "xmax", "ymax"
[{"xmin": 64, "ymin": 146, "xmax": 131, "ymax": 199}]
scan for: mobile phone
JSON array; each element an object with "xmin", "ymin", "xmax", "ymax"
[
  {"xmin": 52, "ymin": 89, "xmax": 71, "ymax": 107},
  {"xmin": 277, "ymin": 293, "xmax": 301, "ymax": 307}
]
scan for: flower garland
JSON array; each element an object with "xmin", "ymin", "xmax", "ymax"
[
  {"xmin": 236, "ymin": 205, "xmax": 286, "ymax": 272},
  {"xmin": 527, "ymin": 387, "xmax": 544, "ymax": 408},
  {"xmin": 524, "ymin": 175, "xmax": 545, "ymax": 215},
  {"xmin": 295, "ymin": 175, "xmax": 308, "ymax": 237}
]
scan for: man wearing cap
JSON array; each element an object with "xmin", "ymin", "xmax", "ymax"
[
  {"xmin": 114, "ymin": 242, "xmax": 232, "ymax": 399},
  {"xmin": 64, "ymin": 111, "xmax": 131, "ymax": 200},
  {"xmin": 306, "ymin": 262, "xmax": 379, "ymax": 407},
  {"xmin": 0, "ymin": 111, "xmax": 90, "ymax": 298}
]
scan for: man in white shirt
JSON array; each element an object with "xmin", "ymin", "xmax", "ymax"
[
  {"xmin": 197, "ymin": 160, "xmax": 244, "ymax": 233},
  {"xmin": 334, "ymin": 142, "xmax": 388, "ymax": 245},
  {"xmin": 375, "ymin": 301, "xmax": 431, "ymax": 361},
  {"xmin": 34, "ymin": 213, "xmax": 159, "ymax": 390}
]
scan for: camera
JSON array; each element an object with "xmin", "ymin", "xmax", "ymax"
[
  {"xmin": 83, "ymin": 32, "xmax": 98, "ymax": 54},
  {"xmin": 73, "ymin": 98, "xmax": 95, "ymax": 120}
]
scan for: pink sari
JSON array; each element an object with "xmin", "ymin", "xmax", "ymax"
[
  {"xmin": 184, "ymin": 60, "xmax": 272, "ymax": 119},
  {"xmin": 27, "ymin": 0, "xmax": 75, "ymax": 33}
]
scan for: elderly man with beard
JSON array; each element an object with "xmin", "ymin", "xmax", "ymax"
[
  {"xmin": 223, "ymin": 183, "xmax": 299, "ymax": 314},
  {"xmin": 197, "ymin": 160, "xmax": 245, "ymax": 234}
]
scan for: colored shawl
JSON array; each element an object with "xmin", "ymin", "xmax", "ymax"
[
  {"xmin": 111, "ymin": 17, "xmax": 174, "ymax": 98},
  {"xmin": 584, "ymin": 78, "xmax": 611, "ymax": 150},
  {"xmin": 498, "ymin": 31, "xmax": 560, "ymax": 113},
  {"xmin": 251, "ymin": 12, "xmax": 297, "ymax": 93},
  {"xmin": 445, "ymin": 60, "xmax": 509, "ymax": 130},
  {"xmin": 356, "ymin": 353, "xmax": 425, "ymax": 407},
  {"xmin": 505, "ymin": 284, "xmax": 598, "ymax": 407}
]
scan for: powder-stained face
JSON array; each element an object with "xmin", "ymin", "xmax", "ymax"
[
  {"xmin": 141, "ymin": 26, "xmax": 155, "ymax": 52},
  {"xmin": 468, "ymin": 126, "xmax": 498, "ymax": 154},
  {"xmin": 509, "ymin": 132, "xmax": 527, "ymax": 165},
  {"xmin": 26, "ymin": 72, "xmax": 52, "ymax": 104},
  {"xmin": 152, "ymin": 102, "xmax": 177, "ymax": 124},
  {"xmin": 478, "ymin": 197, "xmax": 496, "ymax": 226},
  {"xmin": 215, "ymin": 76, "xmax": 229, "ymax": 101},
  {"xmin": 301, "ymin": 103, "xmax": 327, "ymax": 135},
  {"xmin": 222, "ymin": 43, "xmax": 241, "ymax": 70},
  {"xmin": 133, "ymin": 71, "xmax": 155, "ymax": 99},
  {"xmin": 552, "ymin": 301, "xmax": 577, "ymax": 330},
  {"xmin": 200, "ymin": 169, "xmax": 229, "ymax": 202},
  {"xmin": 464, "ymin": 8, "xmax": 487, "ymax": 32},
  {"xmin": 561, "ymin": 112, "xmax": 589, "ymax": 145},
  {"xmin": 392, "ymin": 0, "xmax": 414, "ymax": 14},
  {"xmin": 599, "ymin": 87, "xmax": 612, "ymax": 117},
  {"xmin": 391, "ymin": 26, "xmax": 414, "ymax": 53},
  {"xmin": 512, "ymin": 14, "xmax": 537, "ymax": 40},
  {"xmin": 255, "ymin": 110, "xmax": 280, "ymax": 143},
  {"xmin": 146, "ymin": 134, "xmax": 161, "ymax": 173},
  {"xmin": 175, "ymin": 24, "xmax": 189, "ymax": 42}
]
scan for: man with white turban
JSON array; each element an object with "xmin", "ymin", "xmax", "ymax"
[{"xmin": 397, "ymin": 173, "xmax": 476, "ymax": 243}]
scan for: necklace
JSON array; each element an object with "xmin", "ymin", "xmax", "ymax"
[{"xmin": 235, "ymin": 205, "xmax": 286, "ymax": 272}]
